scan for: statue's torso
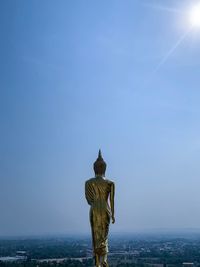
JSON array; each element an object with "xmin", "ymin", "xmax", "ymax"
[{"xmin": 85, "ymin": 176, "xmax": 113, "ymax": 211}]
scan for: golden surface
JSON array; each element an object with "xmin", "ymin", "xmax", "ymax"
[{"xmin": 85, "ymin": 175, "xmax": 115, "ymax": 267}]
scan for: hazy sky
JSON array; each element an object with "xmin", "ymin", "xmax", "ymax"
[{"xmin": 1, "ymin": 0, "xmax": 200, "ymax": 236}]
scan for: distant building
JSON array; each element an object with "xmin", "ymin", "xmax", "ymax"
[
  {"xmin": 147, "ymin": 264, "xmax": 164, "ymax": 267},
  {"xmin": 0, "ymin": 257, "xmax": 19, "ymax": 262},
  {"xmin": 0, "ymin": 250, "xmax": 27, "ymax": 262},
  {"xmin": 16, "ymin": 250, "xmax": 27, "ymax": 260}
]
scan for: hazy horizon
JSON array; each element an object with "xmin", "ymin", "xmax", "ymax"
[
  {"xmin": 1, "ymin": 0, "xmax": 200, "ymax": 236},
  {"xmin": 2, "ymin": 228, "xmax": 200, "ymax": 240}
]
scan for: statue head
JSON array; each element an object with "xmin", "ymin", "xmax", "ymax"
[{"xmin": 93, "ymin": 150, "xmax": 107, "ymax": 176}]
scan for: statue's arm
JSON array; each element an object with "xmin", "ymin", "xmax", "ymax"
[
  {"xmin": 110, "ymin": 182, "xmax": 115, "ymax": 224},
  {"xmin": 85, "ymin": 181, "xmax": 93, "ymax": 205}
]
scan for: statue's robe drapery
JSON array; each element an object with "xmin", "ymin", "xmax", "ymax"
[{"xmin": 85, "ymin": 176, "xmax": 113, "ymax": 256}]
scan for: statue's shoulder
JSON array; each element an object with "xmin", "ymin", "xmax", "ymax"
[
  {"xmin": 105, "ymin": 178, "xmax": 115, "ymax": 186},
  {"xmin": 85, "ymin": 177, "xmax": 96, "ymax": 184}
]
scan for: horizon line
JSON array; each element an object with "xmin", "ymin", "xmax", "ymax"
[{"xmin": 2, "ymin": 228, "xmax": 200, "ymax": 239}]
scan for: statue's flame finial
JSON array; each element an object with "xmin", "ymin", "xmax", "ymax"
[{"xmin": 98, "ymin": 149, "xmax": 102, "ymax": 159}]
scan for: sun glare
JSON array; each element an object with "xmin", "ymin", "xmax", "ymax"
[{"xmin": 189, "ymin": 3, "xmax": 200, "ymax": 27}]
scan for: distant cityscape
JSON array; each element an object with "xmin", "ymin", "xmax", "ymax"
[{"xmin": 1, "ymin": 233, "xmax": 200, "ymax": 266}]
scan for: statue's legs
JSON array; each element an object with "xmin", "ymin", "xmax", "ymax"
[
  {"xmin": 101, "ymin": 253, "xmax": 109, "ymax": 267},
  {"xmin": 95, "ymin": 254, "xmax": 101, "ymax": 267},
  {"xmin": 94, "ymin": 253, "xmax": 109, "ymax": 267}
]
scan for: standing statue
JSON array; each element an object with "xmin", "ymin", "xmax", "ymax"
[{"xmin": 85, "ymin": 150, "xmax": 115, "ymax": 267}]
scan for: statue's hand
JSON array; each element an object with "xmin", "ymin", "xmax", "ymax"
[{"xmin": 112, "ymin": 216, "xmax": 115, "ymax": 224}]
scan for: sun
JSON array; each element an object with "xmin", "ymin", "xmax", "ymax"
[{"xmin": 189, "ymin": 3, "xmax": 200, "ymax": 27}]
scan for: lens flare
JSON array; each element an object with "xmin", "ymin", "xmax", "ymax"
[{"xmin": 189, "ymin": 3, "xmax": 200, "ymax": 27}]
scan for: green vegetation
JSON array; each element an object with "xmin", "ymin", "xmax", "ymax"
[{"xmin": 1, "ymin": 237, "xmax": 200, "ymax": 266}]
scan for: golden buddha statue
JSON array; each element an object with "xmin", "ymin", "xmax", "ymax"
[{"xmin": 85, "ymin": 150, "xmax": 115, "ymax": 267}]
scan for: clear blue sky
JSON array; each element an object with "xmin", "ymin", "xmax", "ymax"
[{"xmin": 1, "ymin": 0, "xmax": 200, "ymax": 236}]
